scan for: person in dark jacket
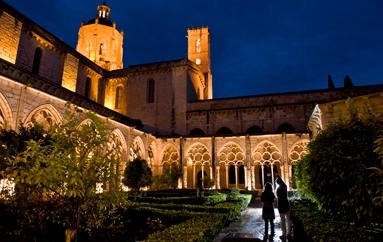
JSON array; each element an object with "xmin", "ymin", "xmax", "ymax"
[
  {"xmin": 261, "ymin": 182, "xmax": 275, "ymax": 240},
  {"xmin": 275, "ymin": 174, "xmax": 292, "ymax": 239}
]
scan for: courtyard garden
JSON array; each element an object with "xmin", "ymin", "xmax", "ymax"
[{"xmin": 0, "ymin": 98, "xmax": 383, "ymax": 241}]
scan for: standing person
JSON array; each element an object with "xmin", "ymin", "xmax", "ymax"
[
  {"xmin": 261, "ymin": 182, "xmax": 275, "ymax": 240},
  {"xmin": 275, "ymin": 174, "xmax": 292, "ymax": 240}
]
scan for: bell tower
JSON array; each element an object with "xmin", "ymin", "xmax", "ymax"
[
  {"xmin": 76, "ymin": 2, "xmax": 123, "ymax": 70},
  {"xmin": 187, "ymin": 27, "xmax": 213, "ymax": 99}
]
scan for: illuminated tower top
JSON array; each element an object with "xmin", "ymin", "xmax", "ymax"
[
  {"xmin": 187, "ymin": 27, "xmax": 213, "ymax": 99},
  {"xmin": 76, "ymin": 2, "xmax": 124, "ymax": 70}
]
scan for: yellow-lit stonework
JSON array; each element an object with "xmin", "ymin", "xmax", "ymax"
[{"xmin": 1, "ymin": 1, "xmax": 383, "ymax": 192}]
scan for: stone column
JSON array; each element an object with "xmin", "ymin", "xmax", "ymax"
[
  {"xmin": 183, "ymin": 166, "xmax": 187, "ymax": 188},
  {"xmin": 216, "ymin": 166, "xmax": 220, "ymax": 189},
  {"xmin": 225, "ymin": 164, "xmax": 229, "ymax": 189},
  {"xmin": 192, "ymin": 164, "xmax": 196, "ymax": 189}
]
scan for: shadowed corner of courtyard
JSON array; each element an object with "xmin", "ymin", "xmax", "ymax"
[{"xmin": 214, "ymin": 194, "xmax": 293, "ymax": 242}]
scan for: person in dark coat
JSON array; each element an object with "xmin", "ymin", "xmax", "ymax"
[
  {"xmin": 275, "ymin": 174, "xmax": 292, "ymax": 239},
  {"xmin": 261, "ymin": 182, "xmax": 275, "ymax": 240}
]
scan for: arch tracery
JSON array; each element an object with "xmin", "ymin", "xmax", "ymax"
[
  {"xmin": 24, "ymin": 104, "xmax": 62, "ymax": 130},
  {"xmin": 252, "ymin": 141, "xmax": 282, "ymax": 189}
]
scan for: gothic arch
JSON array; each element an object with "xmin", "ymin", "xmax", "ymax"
[
  {"xmin": 148, "ymin": 141, "xmax": 158, "ymax": 171},
  {"xmin": 217, "ymin": 141, "xmax": 245, "ymax": 165},
  {"xmin": 289, "ymin": 139, "xmax": 310, "ymax": 164},
  {"xmin": 108, "ymin": 128, "xmax": 128, "ymax": 164},
  {"xmin": 24, "ymin": 104, "xmax": 63, "ymax": 129},
  {"xmin": 0, "ymin": 91, "xmax": 14, "ymax": 130},
  {"xmin": 129, "ymin": 136, "xmax": 145, "ymax": 161},
  {"xmin": 252, "ymin": 141, "xmax": 282, "ymax": 189},
  {"xmin": 160, "ymin": 144, "xmax": 180, "ymax": 166},
  {"xmin": 107, "ymin": 129, "xmax": 127, "ymax": 191},
  {"xmin": 185, "ymin": 142, "xmax": 211, "ymax": 165},
  {"xmin": 184, "ymin": 142, "xmax": 211, "ymax": 189},
  {"xmin": 217, "ymin": 142, "xmax": 246, "ymax": 189},
  {"xmin": 289, "ymin": 139, "xmax": 310, "ymax": 189}
]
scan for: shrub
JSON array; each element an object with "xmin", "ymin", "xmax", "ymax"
[{"xmin": 295, "ymin": 98, "xmax": 383, "ymax": 224}]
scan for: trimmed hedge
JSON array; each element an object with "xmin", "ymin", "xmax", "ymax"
[{"xmin": 291, "ymin": 199, "xmax": 383, "ymax": 242}]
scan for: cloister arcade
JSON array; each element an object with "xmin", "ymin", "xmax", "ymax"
[{"xmin": 0, "ymin": 91, "xmax": 310, "ymax": 192}]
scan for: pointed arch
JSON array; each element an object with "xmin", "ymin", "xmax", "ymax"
[
  {"xmin": 129, "ymin": 136, "xmax": 145, "ymax": 161},
  {"xmin": 252, "ymin": 141, "xmax": 282, "ymax": 190},
  {"xmin": 217, "ymin": 141, "xmax": 246, "ymax": 188},
  {"xmin": 185, "ymin": 142, "xmax": 211, "ymax": 189},
  {"xmin": 24, "ymin": 104, "xmax": 63, "ymax": 130},
  {"xmin": 185, "ymin": 142, "xmax": 211, "ymax": 166},
  {"xmin": 289, "ymin": 139, "xmax": 310, "ymax": 189},
  {"xmin": 109, "ymin": 128, "xmax": 128, "ymax": 163},
  {"xmin": 217, "ymin": 141, "xmax": 245, "ymax": 165},
  {"xmin": 160, "ymin": 144, "xmax": 180, "ymax": 166},
  {"xmin": 0, "ymin": 91, "xmax": 14, "ymax": 130},
  {"xmin": 252, "ymin": 141, "xmax": 282, "ymax": 165},
  {"xmin": 107, "ymin": 129, "xmax": 127, "ymax": 191},
  {"xmin": 148, "ymin": 140, "xmax": 158, "ymax": 168},
  {"xmin": 289, "ymin": 139, "xmax": 310, "ymax": 164}
]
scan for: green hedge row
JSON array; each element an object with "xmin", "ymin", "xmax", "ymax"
[
  {"xmin": 141, "ymin": 199, "xmax": 244, "ymax": 241},
  {"xmin": 291, "ymin": 199, "xmax": 383, "ymax": 242}
]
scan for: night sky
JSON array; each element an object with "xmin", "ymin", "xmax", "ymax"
[{"xmin": 8, "ymin": 0, "xmax": 383, "ymax": 98}]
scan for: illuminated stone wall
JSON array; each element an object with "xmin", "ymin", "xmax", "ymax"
[
  {"xmin": 187, "ymin": 27, "xmax": 212, "ymax": 99},
  {"xmin": 186, "ymin": 87, "xmax": 383, "ymax": 136},
  {"xmin": 2, "ymin": 1, "xmax": 383, "ymax": 191},
  {"xmin": 0, "ymin": 11, "xmax": 22, "ymax": 64},
  {"xmin": 62, "ymin": 53, "xmax": 79, "ymax": 92}
]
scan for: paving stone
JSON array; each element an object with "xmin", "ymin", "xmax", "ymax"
[{"xmin": 214, "ymin": 198, "xmax": 290, "ymax": 242}]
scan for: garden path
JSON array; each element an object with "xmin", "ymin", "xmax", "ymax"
[{"xmin": 213, "ymin": 197, "xmax": 292, "ymax": 242}]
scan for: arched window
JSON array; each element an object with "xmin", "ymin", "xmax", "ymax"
[
  {"xmin": 85, "ymin": 77, "xmax": 91, "ymax": 99},
  {"xmin": 189, "ymin": 128, "xmax": 205, "ymax": 136},
  {"xmin": 97, "ymin": 78, "xmax": 105, "ymax": 105},
  {"xmin": 216, "ymin": 127, "xmax": 233, "ymax": 135},
  {"xmin": 196, "ymin": 39, "xmax": 201, "ymax": 53},
  {"xmin": 32, "ymin": 48, "xmax": 42, "ymax": 75},
  {"xmin": 246, "ymin": 125, "xmax": 263, "ymax": 135},
  {"xmin": 99, "ymin": 41, "xmax": 106, "ymax": 55},
  {"xmin": 115, "ymin": 86, "xmax": 123, "ymax": 109},
  {"xmin": 147, "ymin": 79, "xmax": 155, "ymax": 103},
  {"xmin": 277, "ymin": 123, "xmax": 295, "ymax": 133}
]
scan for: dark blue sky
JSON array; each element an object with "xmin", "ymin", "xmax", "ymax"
[{"xmin": 9, "ymin": 0, "xmax": 383, "ymax": 98}]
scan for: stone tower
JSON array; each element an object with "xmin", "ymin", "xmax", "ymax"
[
  {"xmin": 187, "ymin": 27, "xmax": 213, "ymax": 99},
  {"xmin": 76, "ymin": 2, "xmax": 123, "ymax": 71}
]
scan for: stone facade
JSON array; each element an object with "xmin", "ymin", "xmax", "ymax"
[{"xmin": 0, "ymin": 1, "xmax": 382, "ymax": 192}]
